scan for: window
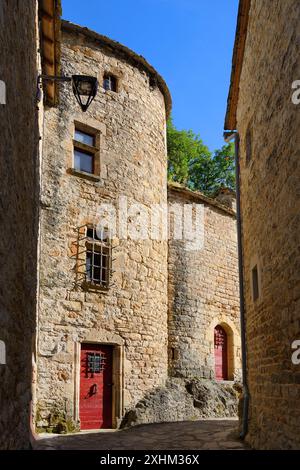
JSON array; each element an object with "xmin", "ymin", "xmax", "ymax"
[
  {"xmin": 170, "ymin": 347, "xmax": 178, "ymax": 361},
  {"xmin": 0, "ymin": 340, "xmax": 6, "ymax": 365},
  {"xmin": 103, "ymin": 74, "xmax": 117, "ymax": 92},
  {"xmin": 85, "ymin": 226, "xmax": 110, "ymax": 288},
  {"xmin": 74, "ymin": 149, "xmax": 93, "ymax": 173},
  {"xmin": 252, "ymin": 265, "xmax": 259, "ymax": 301},
  {"xmin": 75, "ymin": 129, "xmax": 94, "ymax": 147},
  {"xmin": 245, "ymin": 126, "xmax": 252, "ymax": 165},
  {"xmin": 73, "ymin": 125, "xmax": 99, "ymax": 176}
]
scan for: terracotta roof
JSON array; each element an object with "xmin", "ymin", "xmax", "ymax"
[
  {"xmin": 39, "ymin": 0, "xmax": 62, "ymax": 105},
  {"xmin": 224, "ymin": 0, "xmax": 251, "ymax": 131},
  {"xmin": 61, "ymin": 20, "xmax": 172, "ymax": 118},
  {"xmin": 167, "ymin": 182, "xmax": 236, "ymax": 217}
]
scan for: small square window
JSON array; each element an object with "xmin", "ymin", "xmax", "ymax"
[
  {"xmin": 252, "ymin": 265, "xmax": 259, "ymax": 301},
  {"xmin": 87, "ymin": 226, "xmax": 108, "ymax": 241},
  {"xmin": 86, "ymin": 227, "xmax": 95, "ymax": 239},
  {"xmin": 103, "ymin": 74, "xmax": 117, "ymax": 92}
]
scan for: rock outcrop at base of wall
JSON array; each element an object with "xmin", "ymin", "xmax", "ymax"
[{"xmin": 120, "ymin": 378, "xmax": 241, "ymax": 428}]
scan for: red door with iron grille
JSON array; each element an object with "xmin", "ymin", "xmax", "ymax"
[
  {"xmin": 80, "ymin": 343, "xmax": 113, "ymax": 430},
  {"xmin": 214, "ymin": 325, "xmax": 228, "ymax": 380}
]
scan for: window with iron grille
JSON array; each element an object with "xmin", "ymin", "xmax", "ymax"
[
  {"xmin": 103, "ymin": 74, "xmax": 117, "ymax": 92},
  {"xmin": 75, "ymin": 225, "xmax": 111, "ymax": 290},
  {"xmin": 85, "ymin": 226, "xmax": 110, "ymax": 288}
]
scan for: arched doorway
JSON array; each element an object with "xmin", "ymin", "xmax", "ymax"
[{"xmin": 214, "ymin": 325, "xmax": 228, "ymax": 380}]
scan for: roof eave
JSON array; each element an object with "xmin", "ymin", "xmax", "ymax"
[
  {"xmin": 167, "ymin": 182, "xmax": 236, "ymax": 217},
  {"xmin": 39, "ymin": 0, "xmax": 62, "ymax": 106},
  {"xmin": 61, "ymin": 20, "xmax": 172, "ymax": 118},
  {"xmin": 224, "ymin": 0, "xmax": 251, "ymax": 131}
]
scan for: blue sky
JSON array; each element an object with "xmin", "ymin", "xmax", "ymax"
[{"xmin": 62, "ymin": 0, "xmax": 239, "ymax": 152}]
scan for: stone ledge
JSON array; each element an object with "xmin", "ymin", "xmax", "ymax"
[{"xmin": 67, "ymin": 168, "xmax": 101, "ymax": 182}]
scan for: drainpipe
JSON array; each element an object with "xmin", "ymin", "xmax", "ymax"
[{"xmin": 224, "ymin": 130, "xmax": 249, "ymax": 440}]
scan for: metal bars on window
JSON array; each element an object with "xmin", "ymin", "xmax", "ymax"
[{"xmin": 75, "ymin": 225, "xmax": 112, "ymax": 289}]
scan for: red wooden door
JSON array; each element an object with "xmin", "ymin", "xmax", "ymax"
[
  {"xmin": 80, "ymin": 344, "xmax": 113, "ymax": 430},
  {"xmin": 214, "ymin": 325, "xmax": 228, "ymax": 380}
]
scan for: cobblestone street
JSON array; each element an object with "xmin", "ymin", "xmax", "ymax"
[{"xmin": 34, "ymin": 419, "xmax": 247, "ymax": 450}]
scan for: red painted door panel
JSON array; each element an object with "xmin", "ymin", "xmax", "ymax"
[
  {"xmin": 214, "ymin": 326, "xmax": 228, "ymax": 380},
  {"xmin": 80, "ymin": 344, "xmax": 113, "ymax": 430}
]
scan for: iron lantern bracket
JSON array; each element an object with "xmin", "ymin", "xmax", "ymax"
[{"xmin": 38, "ymin": 74, "xmax": 98, "ymax": 112}]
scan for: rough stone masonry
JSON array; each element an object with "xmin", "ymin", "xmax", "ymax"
[
  {"xmin": 231, "ymin": 0, "xmax": 300, "ymax": 450},
  {"xmin": 35, "ymin": 21, "xmax": 169, "ymax": 430},
  {"xmin": 0, "ymin": 0, "xmax": 40, "ymax": 449},
  {"xmin": 34, "ymin": 20, "xmax": 241, "ymax": 431},
  {"xmin": 168, "ymin": 184, "xmax": 241, "ymax": 382}
]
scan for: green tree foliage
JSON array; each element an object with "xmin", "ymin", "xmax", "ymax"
[{"xmin": 167, "ymin": 117, "xmax": 235, "ymax": 195}]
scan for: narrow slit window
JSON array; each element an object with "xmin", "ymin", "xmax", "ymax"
[
  {"xmin": 252, "ymin": 265, "xmax": 259, "ymax": 301},
  {"xmin": 170, "ymin": 348, "xmax": 176, "ymax": 360},
  {"xmin": 246, "ymin": 126, "xmax": 252, "ymax": 165}
]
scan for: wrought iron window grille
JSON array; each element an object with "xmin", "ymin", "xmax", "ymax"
[
  {"xmin": 75, "ymin": 225, "xmax": 113, "ymax": 290},
  {"xmin": 86, "ymin": 352, "xmax": 106, "ymax": 377}
]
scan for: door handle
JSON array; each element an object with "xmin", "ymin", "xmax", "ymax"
[{"xmin": 91, "ymin": 383, "xmax": 97, "ymax": 395}]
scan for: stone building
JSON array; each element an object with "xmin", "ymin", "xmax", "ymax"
[
  {"xmin": 168, "ymin": 183, "xmax": 241, "ymax": 382},
  {"xmin": 0, "ymin": 0, "xmax": 61, "ymax": 450},
  {"xmin": 1, "ymin": 3, "xmax": 241, "ymax": 442},
  {"xmin": 33, "ymin": 20, "xmax": 240, "ymax": 432},
  {"xmin": 35, "ymin": 20, "xmax": 170, "ymax": 431},
  {"xmin": 225, "ymin": 0, "xmax": 300, "ymax": 449}
]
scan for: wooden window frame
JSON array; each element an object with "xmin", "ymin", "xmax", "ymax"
[{"xmin": 72, "ymin": 122, "xmax": 101, "ymax": 180}]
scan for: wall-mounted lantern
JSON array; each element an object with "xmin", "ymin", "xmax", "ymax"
[
  {"xmin": 39, "ymin": 74, "xmax": 98, "ymax": 112},
  {"xmin": 72, "ymin": 75, "xmax": 98, "ymax": 112}
]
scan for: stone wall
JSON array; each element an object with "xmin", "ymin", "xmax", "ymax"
[
  {"xmin": 236, "ymin": 0, "xmax": 300, "ymax": 449},
  {"xmin": 168, "ymin": 186, "xmax": 241, "ymax": 381},
  {"xmin": 0, "ymin": 0, "xmax": 39, "ymax": 449},
  {"xmin": 35, "ymin": 25, "xmax": 169, "ymax": 429}
]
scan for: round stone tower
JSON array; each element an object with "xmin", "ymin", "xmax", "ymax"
[{"xmin": 35, "ymin": 20, "xmax": 171, "ymax": 431}]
